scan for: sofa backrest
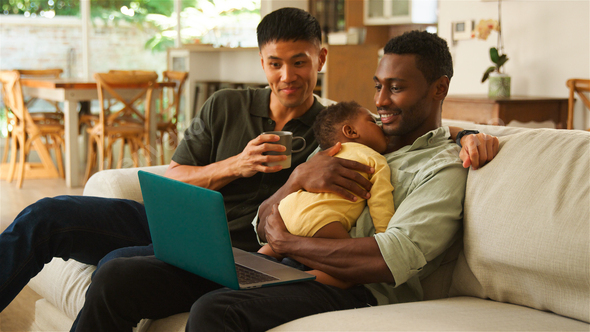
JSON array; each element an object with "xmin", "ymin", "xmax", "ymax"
[
  {"xmin": 450, "ymin": 128, "xmax": 590, "ymax": 323},
  {"xmin": 420, "ymin": 122, "xmax": 534, "ymax": 301}
]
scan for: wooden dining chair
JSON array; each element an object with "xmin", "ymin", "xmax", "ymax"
[
  {"xmin": 84, "ymin": 71, "xmax": 158, "ymax": 183},
  {"xmin": 566, "ymin": 79, "xmax": 590, "ymax": 130},
  {"xmin": 80, "ymin": 71, "xmax": 159, "ymax": 134},
  {"xmin": 16, "ymin": 69, "xmax": 65, "ymax": 157},
  {"xmin": 0, "ymin": 70, "xmax": 63, "ymax": 188},
  {"xmin": 156, "ymin": 71, "xmax": 188, "ymax": 164},
  {"xmin": 2, "ymin": 69, "xmax": 64, "ymax": 164}
]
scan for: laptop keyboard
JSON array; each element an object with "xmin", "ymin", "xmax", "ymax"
[{"xmin": 235, "ymin": 263, "xmax": 279, "ymax": 285}]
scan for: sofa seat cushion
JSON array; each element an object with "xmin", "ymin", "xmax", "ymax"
[
  {"xmin": 32, "ymin": 298, "xmax": 75, "ymax": 331},
  {"xmin": 140, "ymin": 313, "xmax": 189, "ymax": 332},
  {"xmin": 28, "ymin": 258, "xmax": 96, "ymax": 320},
  {"xmin": 270, "ymin": 297, "xmax": 589, "ymax": 331},
  {"xmin": 450, "ymin": 129, "xmax": 590, "ymax": 322}
]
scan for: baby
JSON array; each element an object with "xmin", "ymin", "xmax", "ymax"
[{"xmin": 259, "ymin": 101, "xmax": 395, "ymax": 288}]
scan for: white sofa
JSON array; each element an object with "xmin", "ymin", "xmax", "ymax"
[{"xmin": 27, "ymin": 122, "xmax": 589, "ymax": 331}]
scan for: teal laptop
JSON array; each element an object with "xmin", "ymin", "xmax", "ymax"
[{"xmin": 138, "ymin": 170, "xmax": 315, "ymax": 290}]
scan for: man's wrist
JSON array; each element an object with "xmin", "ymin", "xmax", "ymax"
[
  {"xmin": 287, "ymin": 166, "xmax": 305, "ymax": 193},
  {"xmin": 456, "ymin": 130, "xmax": 479, "ymax": 147}
]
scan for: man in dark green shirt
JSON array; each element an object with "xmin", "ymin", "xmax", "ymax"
[{"xmin": 71, "ymin": 7, "xmax": 341, "ymax": 331}]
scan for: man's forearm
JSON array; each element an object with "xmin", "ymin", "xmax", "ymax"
[
  {"xmin": 278, "ymin": 235, "xmax": 394, "ymax": 285},
  {"xmin": 448, "ymin": 126, "xmax": 463, "ymax": 141},
  {"xmin": 164, "ymin": 159, "xmax": 240, "ymax": 191}
]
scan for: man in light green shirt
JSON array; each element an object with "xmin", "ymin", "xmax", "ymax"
[
  {"xmin": 355, "ymin": 126, "xmax": 466, "ymax": 305},
  {"xmin": 188, "ymin": 30, "xmax": 499, "ymax": 330},
  {"xmin": 254, "ymin": 30, "xmax": 475, "ymax": 307}
]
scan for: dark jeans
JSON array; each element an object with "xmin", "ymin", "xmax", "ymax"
[
  {"xmin": 75, "ymin": 255, "xmax": 377, "ymax": 332},
  {"xmin": 0, "ymin": 195, "xmax": 152, "ymax": 312}
]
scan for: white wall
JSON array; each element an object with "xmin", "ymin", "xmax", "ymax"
[{"xmin": 438, "ymin": 0, "xmax": 590, "ymax": 129}]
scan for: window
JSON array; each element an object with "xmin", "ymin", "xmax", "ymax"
[
  {"xmin": 1, "ymin": 1, "xmax": 262, "ymax": 78},
  {"xmin": 1, "ymin": 0, "xmax": 79, "ymax": 18}
]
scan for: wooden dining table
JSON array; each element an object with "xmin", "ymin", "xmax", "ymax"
[{"xmin": 20, "ymin": 78, "xmax": 175, "ymax": 188}]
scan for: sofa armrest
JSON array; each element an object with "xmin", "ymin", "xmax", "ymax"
[{"xmin": 82, "ymin": 165, "xmax": 168, "ymax": 203}]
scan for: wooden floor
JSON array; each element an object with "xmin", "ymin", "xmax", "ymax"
[{"xmin": 0, "ymin": 178, "xmax": 84, "ymax": 332}]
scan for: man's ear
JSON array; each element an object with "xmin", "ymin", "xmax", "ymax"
[
  {"xmin": 342, "ymin": 124, "xmax": 359, "ymax": 139},
  {"xmin": 260, "ymin": 52, "xmax": 264, "ymax": 70},
  {"xmin": 433, "ymin": 75, "xmax": 450, "ymax": 101},
  {"xmin": 317, "ymin": 47, "xmax": 328, "ymax": 72}
]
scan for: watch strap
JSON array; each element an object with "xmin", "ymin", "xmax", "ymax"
[{"xmin": 456, "ymin": 130, "xmax": 480, "ymax": 147}]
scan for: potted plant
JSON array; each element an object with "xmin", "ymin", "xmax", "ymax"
[{"xmin": 473, "ymin": 0, "xmax": 510, "ymax": 98}]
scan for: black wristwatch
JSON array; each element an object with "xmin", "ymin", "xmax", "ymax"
[{"xmin": 456, "ymin": 130, "xmax": 479, "ymax": 147}]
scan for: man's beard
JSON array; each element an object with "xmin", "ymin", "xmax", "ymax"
[{"xmin": 381, "ymin": 105, "xmax": 425, "ymax": 137}]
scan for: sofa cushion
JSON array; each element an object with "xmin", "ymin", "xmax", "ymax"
[
  {"xmin": 141, "ymin": 313, "xmax": 189, "ymax": 332},
  {"xmin": 450, "ymin": 129, "xmax": 590, "ymax": 323},
  {"xmin": 270, "ymin": 297, "xmax": 589, "ymax": 331},
  {"xmin": 28, "ymin": 258, "xmax": 96, "ymax": 320},
  {"xmin": 32, "ymin": 298, "xmax": 75, "ymax": 331}
]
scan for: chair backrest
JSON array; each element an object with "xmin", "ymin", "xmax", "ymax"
[
  {"xmin": 16, "ymin": 69, "xmax": 64, "ymax": 112},
  {"xmin": 108, "ymin": 70, "xmax": 158, "ymax": 78},
  {"xmin": 94, "ymin": 71, "xmax": 158, "ymax": 127},
  {"xmin": 158, "ymin": 71, "xmax": 188, "ymax": 125},
  {"xmin": 16, "ymin": 69, "xmax": 63, "ymax": 79},
  {"xmin": 566, "ymin": 78, "xmax": 590, "ymax": 130}
]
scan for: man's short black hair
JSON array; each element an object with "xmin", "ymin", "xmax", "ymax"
[
  {"xmin": 257, "ymin": 7, "xmax": 322, "ymax": 50},
  {"xmin": 312, "ymin": 101, "xmax": 362, "ymax": 150},
  {"xmin": 383, "ymin": 30, "xmax": 453, "ymax": 84}
]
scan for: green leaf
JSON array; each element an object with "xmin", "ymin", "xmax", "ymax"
[
  {"xmin": 490, "ymin": 47, "xmax": 500, "ymax": 64},
  {"xmin": 496, "ymin": 55, "xmax": 509, "ymax": 69},
  {"xmin": 481, "ymin": 66, "xmax": 496, "ymax": 83}
]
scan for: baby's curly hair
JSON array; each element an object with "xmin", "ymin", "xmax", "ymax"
[{"xmin": 312, "ymin": 101, "xmax": 362, "ymax": 150}]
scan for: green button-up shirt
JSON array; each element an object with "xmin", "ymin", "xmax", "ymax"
[{"xmin": 352, "ymin": 126, "xmax": 467, "ymax": 305}]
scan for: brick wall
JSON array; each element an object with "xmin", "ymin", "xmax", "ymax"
[{"xmin": 0, "ymin": 17, "xmax": 167, "ymax": 78}]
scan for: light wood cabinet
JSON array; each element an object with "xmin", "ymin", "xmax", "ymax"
[{"xmin": 325, "ymin": 44, "xmax": 382, "ymax": 111}]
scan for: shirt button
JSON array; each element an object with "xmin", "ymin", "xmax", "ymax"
[{"xmin": 267, "ymin": 119, "xmax": 274, "ymax": 125}]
